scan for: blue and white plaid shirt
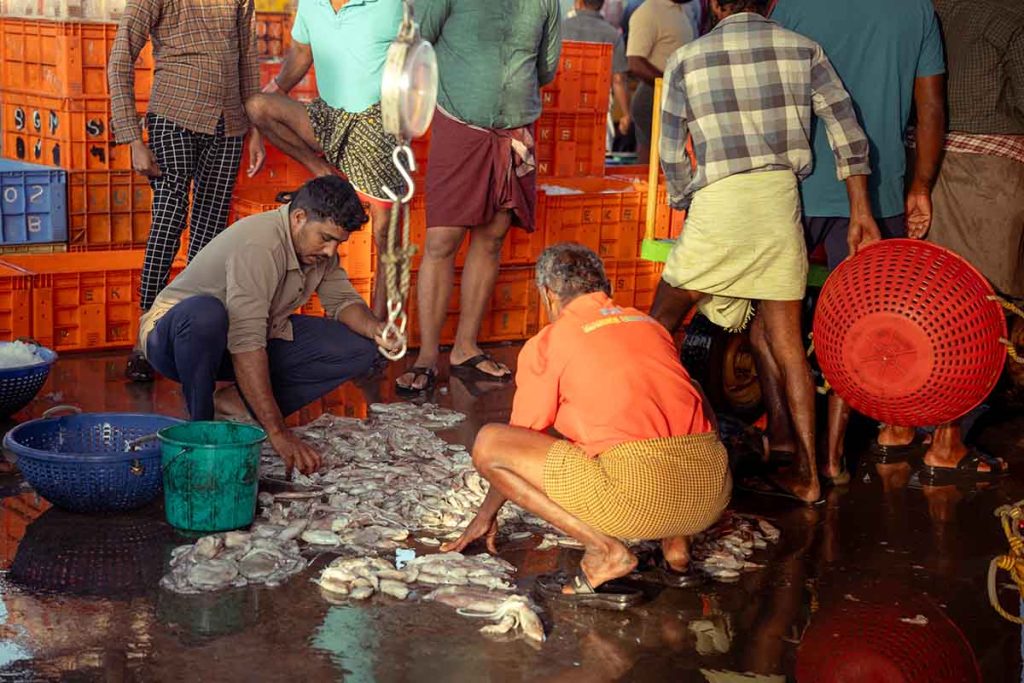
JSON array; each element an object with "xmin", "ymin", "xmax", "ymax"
[{"xmin": 659, "ymin": 12, "xmax": 871, "ymax": 208}]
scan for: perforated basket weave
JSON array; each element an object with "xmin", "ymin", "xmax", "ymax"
[
  {"xmin": 0, "ymin": 344, "xmax": 56, "ymax": 418},
  {"xmin": 4, "ymin": 413, "xmax": 184, "ymax": 513},
  {"xmin": 813, "ymin": 239, "xmax": 1007, "ymax": 427}
]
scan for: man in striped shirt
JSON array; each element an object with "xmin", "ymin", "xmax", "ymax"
[{"xmin": 651, "ymin": 0, "xmax": 880, "ymax": 505}]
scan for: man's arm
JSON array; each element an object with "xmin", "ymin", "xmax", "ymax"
[
  {"xmin": 808, "ymin": 45, "xmax": 880, "ymax": 255},
  {"xmin": 659, "ymin": 53, "xmax": 692, "ymax": 209},
  {"xmin": 262, "ymin": 41, "xmax": 314, "ymax": 94},
  {"xmin": 612, "ymin": 38, "xmax": 632, "ymax": 133},
  {"xmin": 109, "ymin": 0, "xmax": 159, "ymax": 145},
  {"xmin": 537, "ymin": 0, "xmax": 563, "ymax": 87},
  {"xmin": 626, "ymin": 8, "xmax": 660, "ymax": 85},
  {"xmin": 627, "ymin": 55, "xmax": 661, "ymax": 86},
  {"xmin": 226, "ymin": 248, "xmax": 321, "ymax": 474},
  {"xmin": 906, "ymin": 74, "xmax": 946, "ymax": 238}
]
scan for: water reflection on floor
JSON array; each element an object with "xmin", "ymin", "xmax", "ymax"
[{"xmin": 0, "ymin": 349, "xmax": 1022, "ymax": 681}]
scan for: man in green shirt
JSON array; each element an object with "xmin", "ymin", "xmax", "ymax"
[
  {"xmin": 395, "ymin": 0, "xmax": 561, "ymax": 393},
  {"xmin": 245, "ymin": 0, "xmax": 406, "ymax": 319}
]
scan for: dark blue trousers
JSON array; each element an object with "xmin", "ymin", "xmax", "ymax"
[{"xmin": 146, "ymin": 295, "xmax": 378, "ymax": 420}]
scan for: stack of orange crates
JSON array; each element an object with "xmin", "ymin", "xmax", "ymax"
[{"xmin": 0, "ymin": 8, "xmax": 682, "ymax": 354}]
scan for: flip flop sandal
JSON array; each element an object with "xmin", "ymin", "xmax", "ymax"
[
  {"xmin": 633, "ymin": 560, "xmax": 705, "ymax": 589},
  {"xmin": 395, "ymin": 367, "xmax": 436, "ymax": 394},
  {"xmin": 125, "ymin": 353, "xmax": 154, "ymax": 383},
  {"xmin": 736, "ymin": 473, "xmax": 826, "ymax": 506},
  {"xmin": 869, "ymin": 432, "xmax": 928, "ymax": 464},
  {"xmin": 534, "ymin": 570, "xmax": 645, "ymax": 611},
  {"xmin": 450, "ymin": 353, "xmax": 512, "ymax": 383},
  {"xmin": 918, "ymin": 447, "xmax": 1008, "ymax": 486}
]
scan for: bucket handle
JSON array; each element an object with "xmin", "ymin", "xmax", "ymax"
[
  {"xmin": 161, "ymin": 446, "xmax": 194, "ymax": 472},
  {"xmin": 42, "ymin": 405, "xmax": 81, "ymax": 418}
]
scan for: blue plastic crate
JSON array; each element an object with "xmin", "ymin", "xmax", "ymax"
[{"xmin": 0, "ymin": 159, "xmax": 67, "ymax": 245}]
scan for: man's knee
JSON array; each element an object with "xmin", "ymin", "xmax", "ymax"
[
  {"xmin": 245, "ymin": 93, "xmax": 272, "ymax": 126},
  {"xmin": 181, "ymin": 296, "xmax": 228, "ymax": 342},
  {"xmin": 471, "ymin": 424, "xmax": 504, "ymax": 471},
  {"xmin": 423, "ymin": 228, "xmax": 465, "ymax": 261}
]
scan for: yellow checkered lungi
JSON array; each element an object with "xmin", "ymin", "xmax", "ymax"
[{"xmin": 543, "ymin": 432, "xmax": 732, "ymax": 539}]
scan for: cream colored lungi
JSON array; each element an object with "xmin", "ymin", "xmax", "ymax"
[{"xmin": 662, "ymin": 170, "xmax": 808, "ymax": 331}]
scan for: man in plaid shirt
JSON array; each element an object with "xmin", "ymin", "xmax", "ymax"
[{"xmin": 650, "ymin": 0, "xmax": 880, "ymax": 505}]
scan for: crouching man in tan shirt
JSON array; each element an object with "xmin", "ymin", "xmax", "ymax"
[{"xmin": 138, "ymin": 176, "xmax": 397, "ymax": 474}]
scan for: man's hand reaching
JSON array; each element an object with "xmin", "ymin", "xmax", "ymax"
[{"xmin": 269, "ymin": 430, "xmax": 321, "ymax": 477}]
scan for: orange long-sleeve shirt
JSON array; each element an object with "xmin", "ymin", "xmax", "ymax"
[{"xmin": 510, "ymin": 291, "xmax": 713, "ymax": 456}]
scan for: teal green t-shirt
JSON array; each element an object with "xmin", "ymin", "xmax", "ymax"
[
  {"xmin": 772, "ymin": 0, "xmax": 945, "ymax": 218},
  {"xmin": 291, "ymin": 0, "xmax": 402, "ymax": 113}
]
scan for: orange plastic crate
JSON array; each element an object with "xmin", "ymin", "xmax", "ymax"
[
  {"xmin": 536, "ymin": 177, "xmax": 637, "ymax": 255},
  {"xmin": 256, "ymin": 12, "xmax": 293, "ymax": 59},
  {"xmin": 0, "ymin": 18, "xmax": 153, "ymax": 99},
  {"xmin": 0, "ymin": 492, "xmax": 50, "ymax": 570},
  {"xmin": 634, "ymin": 260, "xmax": 665, "ymax": 311},
  {"xmin": 235, "ymin": 142, "xmax": 313, "ymax": 192},
  {"xmin": 66, "ymin": 169, "xmax": 152, "ymax": 250},
  {"xmin": 540, "ymin": 41, "xmax": 613, "ymax": 114},
  {"xmin": 1, "ymin": 92, "xmax": 140, "ymax": 171},
  {"xmin": 534, "ymin": 112, "xmax": 605, "ymax": 177},
  {"xmin": 0, "ymin": 262, "xmax": 33, "ymax": 340},
  {"xmin": 0, "ymin": 250, "xmax": 183, "ymax": 352}
]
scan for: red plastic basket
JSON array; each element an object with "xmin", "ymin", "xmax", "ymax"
[
  {"xmin": 813, "ymin": 239, "xmax": 1006, "ymax": 427},
  {"xmin": 796, "ymin": 581, "xmax": 980, "ymax": 682}
]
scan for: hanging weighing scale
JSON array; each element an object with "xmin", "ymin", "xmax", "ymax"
[{"xmin": 376, "ymin": 0, "xmax": 438, "ymax": 361}]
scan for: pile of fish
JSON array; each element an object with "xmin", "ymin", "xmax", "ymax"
[
  {"xmin": 160, "ymin": 528, "xmax": 306, "ymax": 594},
  {"xmin": 159, "ymin": 402, "xmax": 780, "ymax": 644},
  {"xmin": 689, "ymin": 512, "xmax": 780, "ymax": 581},
  {"xmin": 315, "ymin": 551, "xmax": 544, "ymax": 642}
]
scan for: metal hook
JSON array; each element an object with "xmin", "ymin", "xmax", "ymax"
[{"xmin": 380, "ymin": 146, "xmax": 416, "ymax": 205}]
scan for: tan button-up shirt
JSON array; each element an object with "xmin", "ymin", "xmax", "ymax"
[
  {"xmin": 139, "ymin": 205, "xmax": 367, "ymax": 356},
  {"xmin": 108, "ymin": 0, "xmax": 261, "ymax": 143}
]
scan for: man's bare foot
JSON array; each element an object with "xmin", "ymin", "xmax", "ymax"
[
  {"xmin": 877, "ymin": 424, "xmax": 917, "ymax": 447},
  {"xmin": 450, "ymin": 345, "xmax": 511, "ymax": 379},
  {"xmin": 395, "ymin": 353, "xmax": 439, "ymax": 391},
  {"xmin": 213, "ymin": 385, "xmax": 252, "ymax": 422},
  {"xmin": 564, "ymin": 540, "xmax": 637, "ymax": 594},
  {"xmin": 772, "ymin": 469, "xmax": 821, "ymax": 505},
  {"xmin": 661, "ymin": 535, "xmax": 690, "ymax": 572}
]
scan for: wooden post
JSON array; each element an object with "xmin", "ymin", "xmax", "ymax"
[{"xmin": 644, "ymin": 77, "xmax": 663, "ymax": 242}]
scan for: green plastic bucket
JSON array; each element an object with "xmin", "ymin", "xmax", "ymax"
[{"xmin": 158, "ymin": 421, "xmax": 267, "ymax": 532}]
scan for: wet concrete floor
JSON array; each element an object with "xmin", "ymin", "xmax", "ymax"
[{"xmin": 0, "ymin": 348, "xmax": 1022, "ymax": 682}]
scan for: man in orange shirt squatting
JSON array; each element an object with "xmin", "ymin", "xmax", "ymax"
[{"xmin": 443, "ymin": 244, "xmax": 731, "ymax": 604}]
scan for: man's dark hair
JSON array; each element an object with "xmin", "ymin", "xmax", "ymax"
[
  {"xmin": 582, "ymin": 0, "xmax": 604, "ymax": 10},
  {"xmin": 715, "ymin": 0, "xmax": 771, "ymax": 13},
  {"xmin": 288, "ymin": 176, "xmax": 368, "ymax": 231}
]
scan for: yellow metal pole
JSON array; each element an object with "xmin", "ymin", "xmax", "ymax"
[{"xmin": 644, "ymin": 77, "xmax": 663, "ymax": 242}]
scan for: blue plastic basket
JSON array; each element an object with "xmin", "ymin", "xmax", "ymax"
[
  {"xmin": 0, "ymin": 343, "xmax": 57, "ymax": 418},
  {"xmin": 3, "ymin": 412, "xmax": 185, "ymax": 513}
]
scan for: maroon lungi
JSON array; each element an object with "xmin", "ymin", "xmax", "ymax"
[{"xmin": 425, "ymin": 109, "xmax": 537, "ymax": 232}]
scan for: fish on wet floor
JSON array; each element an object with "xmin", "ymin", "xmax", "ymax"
[{"xmin": 424, "ymin": 585, "xmax": 545, "ymax": 643}]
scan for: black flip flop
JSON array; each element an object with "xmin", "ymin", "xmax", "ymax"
[
  {"xmin": 634, "ymin": 560, "xmax": 705, "ymax": 589},
  {"xmin": 918, "ymin": 448, "xmax": 1008, "ymax": 486},
  {"xmin": 450, "ymin": 353, "xmax": 512, "ymax": 383},
  {"xmin": 534, "ymin": 570, "xmax": 644, "ymax": 611},
  {"xmin": 736, "ymin": 473, "xmax": 826, "ymax": 506},
  {"xmin": 869, "ymin": 432, "xmax": 929, "ymax": 464},
  {"xmin": 395, "ymin": 367, "xmax": 436, "ymax": 394},
  {"xmin": 125, "ymin": 352, "xmax": 154, "ymax": 383}
]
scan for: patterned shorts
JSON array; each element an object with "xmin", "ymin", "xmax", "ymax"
[
  {"xmin": 543, "ymin": 432, "xmax": 732, "ymax": 540},
  {"xmin": 307, "ymin": 99, "xmax": 407, "ymax": 202}
]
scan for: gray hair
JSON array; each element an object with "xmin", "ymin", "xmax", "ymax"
[{"xmin": 535, "ymin": 243, "xmax": 611, "ymax": 304}]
